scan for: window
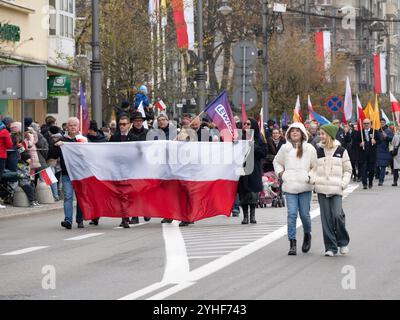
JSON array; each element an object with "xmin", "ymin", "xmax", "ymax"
[
  {"xmin": 47, "ymin": 98, "xmax": 59, "ymax": 114},
  {"xmin": 68, "ymin": 17, "xmax": 73, "ymax": 38},
  {"xmin": 69, "ymin": 0, "xmax": 74, "ymax": 13},
  {"xmin": 49, "ymin": 13, "xmax": 56, "ymax": 35},
  {"xmin": 59, "ymin": 14, "xmax": 65, "ymax": 36},
  {"xmin": 49, "ymin": 0, "xmax": 56, "ymax": 9}
]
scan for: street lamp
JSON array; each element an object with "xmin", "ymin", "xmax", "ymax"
[{"xmin": 91, "ymin": 0, "xmax": 102, "ymax": 126}]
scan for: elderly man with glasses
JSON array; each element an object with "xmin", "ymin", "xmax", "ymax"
[{"xmin": 354, "ymin": 119, "xmax": 381, "ymax": 189}]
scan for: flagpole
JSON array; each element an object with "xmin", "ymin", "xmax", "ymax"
[
  {"xmin": 393, "ymin": 111, "xmax": 398, "ymax": 133},
  {"xmin": 359, "ymin": 118, "xmax": 365, "ymax": 151}
]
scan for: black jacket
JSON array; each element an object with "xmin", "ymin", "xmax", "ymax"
[
  {"xmin": 354, "ymin": 129, "xmax": 381, "ymax": 163},
  {"xmin": 87, "ymin": 131, "xmax": 108, "ymax": 143},
  {"xmin": 109, "ymin": 132, "xmax": 138, "ymax": 142},
  {"xmin": 239, "ymin": 118, "xmax": 268, "ymax": 195},
  {"xmin": 264, "ymin": 138, "xmax": 285, "ymax": 172},
  {"xmin": 130, "ymin": 127, "xmax": 149, "ymax": 141}
]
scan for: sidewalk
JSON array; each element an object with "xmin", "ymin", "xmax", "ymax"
[{"xmin": 0, "ymin": 202, "xmax": 64, "ymax": 220}]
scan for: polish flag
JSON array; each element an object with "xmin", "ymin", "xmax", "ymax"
[
  {"xmin": 156, "ymin": 100, "xmax": 167, "ymax": 111},
  {"xmin": 315, "ymin": 31, "xmax": 331, "ymax": 71},
  {"xmin": 343, "ymin": 76, "xmax": 353, "ymax": 122},
  {"xmin": 40, "ymin": 168, "xmax": 58, "ymax": 186},
  {"xmin": 356, "ymin": 95, "xmax": 366, "ymax": 131},
  {"xmin": 171, "ymin": 0, "xmax": 195, "ymax": 51},
  {"xmin": 307, "ymin": 95, "xmax": 315, "ymax": 121},
  {"xmin": 390, "ymin": 91, "xmax": 400, "ymax": 113},
  {"xmin": 61, "ymin": 141, "xmax": 251, "ymax": 222},
  {"xmin": 374, "ymin": 53, "xmax": 387, "ymax": 94}
]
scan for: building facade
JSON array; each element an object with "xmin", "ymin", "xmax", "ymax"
[{"xmin": 0, "ymin": 0, "xmax": 77, "ymax": 125}]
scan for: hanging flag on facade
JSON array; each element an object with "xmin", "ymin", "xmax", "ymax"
[
  {"xmin": 374, "ymin": 53, "xmax": 387, "ymax": 94},
  {"xmin": 315, "ymin": 31, "xmax": 331, "ymax": 71},
  {"xmin": 171, "ymin": 0, "xmax": 195, "ymax": 51}
]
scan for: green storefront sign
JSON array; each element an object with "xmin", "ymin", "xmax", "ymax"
[
  {"xmin": 48, "ymin": 76, "xmax": 71, "ymax": 96},
  {"xmin": 0, "ymin": 23, "xmax": 20, "ymax": 42}
]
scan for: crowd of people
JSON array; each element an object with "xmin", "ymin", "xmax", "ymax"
[{"xmin": 1, "ymin": 85, "xmax": 399, "ymax": 256}]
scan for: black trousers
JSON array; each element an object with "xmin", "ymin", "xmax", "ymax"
[
  {"xmin": 0, "ymin": 158, "xmax": 6, "ymax": 180},
  {"xmin": 359, "ymin": 161, "xmax": 375, "ymax": 186},
  {"xmin": 394, "ymin": 170, "xmax": 399, "ymax": 184}
]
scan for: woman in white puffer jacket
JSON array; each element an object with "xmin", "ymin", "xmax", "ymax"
[
  {"xmin": 273, "ymin": 122, "xmax": 317, "ymax": 256},
  {"xmin": 310, "ymin": 123, "xmax": 352, "ymax": 257}
]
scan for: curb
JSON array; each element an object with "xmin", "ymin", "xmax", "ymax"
[{"xmin": 0, "ymin": 204, "xmax": 64, "ymax": 220}]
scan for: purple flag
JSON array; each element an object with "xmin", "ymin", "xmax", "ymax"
[
  {"xmin": 282, "ymin": 111, "xmax": 289, "ymax": 126},
  {"xmin": 77, "ymin": 82, "xmax": 90, "ymax": 135},
  {"xmin": 204, "ymin": 91, "xmax": 237, "ymax": 138}
]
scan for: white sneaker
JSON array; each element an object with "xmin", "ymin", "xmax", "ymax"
[
  {"xmin": 325, "ymin": 251, "xmax": 335, "ymax": 257},
  {"xmin": 340, "ymin": 246, "xmax": 349, "ymax": 255},
  {"xmin": 0, "ymin": 204, "xmax": 6, "ymax": 209}
]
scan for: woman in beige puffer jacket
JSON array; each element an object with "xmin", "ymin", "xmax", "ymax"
[{"xmin": 310, "ymin": 123, "xmax": 352, "ymax": 257}]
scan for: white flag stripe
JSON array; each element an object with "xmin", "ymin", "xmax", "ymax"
[
  {"xmin": 61, "ymin": 141, "xmax": 251, "ymax": 182},
  {"xmin": 184, "ymin": 0, "xmax": 195, "ymax": 51},
  {"xmin": 138, "ymin": 102, "xmax": 149, "ymax": 129}
]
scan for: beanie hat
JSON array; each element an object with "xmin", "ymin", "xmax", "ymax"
[
  {"xmin": 139, "ymin": 85, "xmax": 148, "ymax": 95},
  {"xmin": 321, "ymin": 123, "xmax": 339, "ymax": 140}
]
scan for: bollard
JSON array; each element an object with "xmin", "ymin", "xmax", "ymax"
[
  {"xmin": 36, "ymin": 180, "xmax": 55, "ymax": 204},
  {"xmin": 13, "ymin": 186, "xmax": 30, "ymax": 207}
]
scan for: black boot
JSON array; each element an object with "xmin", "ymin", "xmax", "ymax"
[
  {"xmin": 242, "ymin": 212, "xmax": 249, "ymax": 225},
  {"xmin": 288, "ymin": 240, "xmax": 297, "ymax": 256},
  {"xmin": 250, "ymin": 206, "xmax": 257, "ymax": 224},
  {"xmin": 302, "ymin": 233, "xmax": 312, "ymax": 253}
]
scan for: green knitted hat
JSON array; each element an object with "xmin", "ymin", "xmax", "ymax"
[{"xmin": 321, "ymin": 123, "xmax": 339, "ymax": 140}]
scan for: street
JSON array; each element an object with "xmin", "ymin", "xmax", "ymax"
[{"xmin": 1, "ymin": 178, "xmax": 399, "ymax": 300}]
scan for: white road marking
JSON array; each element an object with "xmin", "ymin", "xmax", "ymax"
[
  {"xmin": 64, "ymin": 233, "xmax": 104, "ymax": 241},
  {"xmin": 1, "ymin": 246, "xmax": 48, "ymax": 256},
  {"xmin": 189, "ymin": 256, "xmax": 223, "ymax": 259},
  {"xmin": 120, "ymin": 184, "xmax": 359, "ymax": 300}
]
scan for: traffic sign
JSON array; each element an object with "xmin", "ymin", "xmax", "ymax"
[
  {"xmin": 233, "ymin": 87, "xmax": 258, "ymax": 111},
  {"xmin": 326, "ymin": 96, "xmax": 344, "ymax": 113},
  {"xmin": 232, "ymin": 41, "xmax": 258, "ymax": 67}
]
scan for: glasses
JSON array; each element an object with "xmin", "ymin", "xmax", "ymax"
[
  {"xmin": 119, "ymin": 123, "xmax": 130, "ymax": 127},
  {"xmin": 363, "ymin": 122, "xmax": 371, "ymax": 125},
  {"xmin": 244, "ymin": 122, "xmax": 251, "ymax": 126}
]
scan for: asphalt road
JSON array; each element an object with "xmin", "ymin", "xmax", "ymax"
[{"xmin": 0, "ymin": 178, "xmax": 399, "ymax": 300}]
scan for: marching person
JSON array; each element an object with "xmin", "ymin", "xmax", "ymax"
[
  {"xmin": 238, "ymin": 118, "xmax": 267, "ymax": 225},
  {"xmin": 274, "ymin": 122, "xmax": 317, "ymax": 256},
  {"xmin": 264, "ymin": 128, "xmax": 285, "ymax": 173},
  {"xmin": 392, "ymin": 128, "xmax": 400, "ymax": 187},
  {"xmin": 109, "ymin": 115, "xmax": 138, "ymax": 228},
  {"xmin": 49, "ymin": 117, "xmax": 88, "ymax": 230},
  {"xmin": 376, "ymin": 119, "xmax": 394, "ymax": 186},
  {"xmin": 354, "ymin": 119, "xmax": 381, "ymax": 189},
  {"xmin": 310, "ymin": 124, "xmax": 352, "ymax": 257}
]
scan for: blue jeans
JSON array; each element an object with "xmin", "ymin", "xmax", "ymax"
[
  {"xmin": 286, "ymin": 192, "xmax": 312, "ymax": 240},
  {"xmin": 377, "ymin": 166, "xmax": 387, "ymax": 184},
  {"xmin": 62, "ymin": 175, "xmax": 83, "ymax": 225},
  {"xmin": 232, "ymin": 194, "xmax": 240, "ymax": 214}
]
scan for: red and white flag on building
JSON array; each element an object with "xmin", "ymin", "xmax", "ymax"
[
  {"xmin": 171, "ymin": 0, "xmax": 195, "ymax": 51},
  {"xmin": 315, "ymin": 31, "xmax": 331, "ymax": 71},
  {"xmin": 61, "ymin": 141, "xmax": 251, "ymax": 222},
  {"xmin": 374, "ymin": 53, "xmax": 387, "ymax": 94},
  {"xmin": 156, "ymin": 100, "xmax": 167, "ymax": 111},
  {"xmin": 40, "ymin": 168, "xmax": 58, "ymax": 186}
]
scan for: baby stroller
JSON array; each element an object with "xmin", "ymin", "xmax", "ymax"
[
  {"xmin": 258, "ymin": 172, "xmax": 285, "ymax": 208},
  {"xmin": 0, "ymin": 170, "xmax": 19, "ymax": 204}
]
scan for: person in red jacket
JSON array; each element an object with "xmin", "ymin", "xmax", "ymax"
[{"xmin": 0, "ymin": 120, "xmax": 14, "ymax": 208}]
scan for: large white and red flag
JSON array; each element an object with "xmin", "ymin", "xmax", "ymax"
[
  {"xmin": 171, "ymin": 0, "xmax": 195, "ymax": 51},
  {"xmin": 61, "ymin": 141, "xmax": 251, "ymax": 222},
  {"xmin": 374, "ymin": 53, "xmax": 387, "ymax": 94}
]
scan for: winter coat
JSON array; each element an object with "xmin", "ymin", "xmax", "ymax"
[
  {"xmin": 24, "ymin": 131, "xmax": 42, "ymax": 170},
  {"xmin": 310, "ymin": 140, "xmax": 352, "ymax": 196},
  {"xmin": 130, "ymin": 127, "xmax": 149, "ymax": 141},
  {"xmin": 376, "ymin": 128, "xmax": 394, "ymax": 167},
  {"xmin": 48, "ymin": 134, "xmax": 88, "ymax": 176},
  {"xmin": 347, "ymin": 130, "xmax": 359, "ymax": 162},
  {"xmin": 238, "ymin": 118, "xmax": 268, "ymax": 200},
  {"xmin": 336, "ymin": 127, "xmax": 351, "ymax": 148},
  {"xmin": 392, "ymin": 133, "xmax": 400, "ymax": 170},
  {"xmin": 354, "ymin": 129, "xmax": 381, "ymax": 163},
  {"xmin": 109, "ymin": 132, "xmax": 138, "ymax": 142},
  {"xmin": 135, "ymin": 93, "xmax": 150, "ymax": 109},
  {"xmin": 264, "ymin": 137, "xmax": 285, "ymax": 172},
  {"xmin": 273, "ymin": 122, "xmax": 317, "ymax": 194},
  {"xmin": 87, "ymin": 130, "xmax": 108, "ymax": 143},
  {"xmin": 0, "ymin": 122, "xmax": 13, "ymax": 159}
]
